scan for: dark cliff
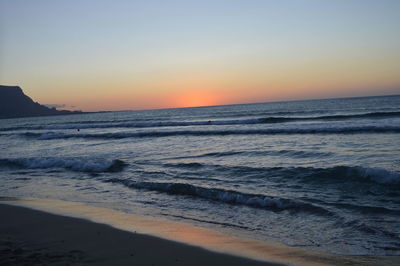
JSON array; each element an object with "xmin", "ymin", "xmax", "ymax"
[{"xmin": 0, "ymin": 85, "xmax": 82, "ymax": 119}]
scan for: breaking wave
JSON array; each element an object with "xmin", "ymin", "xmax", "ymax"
[
  {"xmin": 168, "ymin": 149, "xmax": 332, "ymax": 160},
  {"xmin": 2, "ymin": 111, "xmax": 399, "ymax": 132},
  {"xmin": 19, "ymin": 125, "xmax": 400, "ymax": 140},
  {"xmin": 105, "ymin": 179, "xmax": 333, "ymax": 215},
  {"xmin": 286, "ymin": 165, "xmax": 400, "ymax": 185},
  {"xmin": 162, "ymin": 163, "xmax": 400, "ymax": 185},
  {"xmin": 259, "ymin": 111, "xmax": 400, "ymax": 123},
  {"xmin": 0, "ymin": 157, "xmax": 126, "ymax": 173}
]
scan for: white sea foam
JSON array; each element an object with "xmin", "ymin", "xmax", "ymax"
[
  {"xmin": 355, "ymin": 167, "xmax": 400, "ymax": 184},
  {"xmin": 20, "ymin": 124, "xmax": 400, "ymax": 140},
  {"xmin": 0, "ymin": 157, "xmax": 126, "ymax": 172},
  {"xmin": 105, "ymin": 179, "xmax": 332, "ymax": 215},
  {"xmin": 2, "ymin": 111, "xmax": 399, "ymax": 132}
]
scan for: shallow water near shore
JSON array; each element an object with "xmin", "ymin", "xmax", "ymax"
[{"xmin": 1, "ymin": 95, "xmax": 400, "ymax": 257}]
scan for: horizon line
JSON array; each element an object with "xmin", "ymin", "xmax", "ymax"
[{"xmin": 86, "ymin": 92, "xmax": 400, "ymax": 113}]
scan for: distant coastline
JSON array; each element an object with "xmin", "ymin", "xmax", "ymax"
[
  {"xmin": 0, "ymin": 85, "xmax": 84, "ymax": 119},
  {"xmin": 1, "ymin": 84, "xmax": 399, "ymax": 118}
]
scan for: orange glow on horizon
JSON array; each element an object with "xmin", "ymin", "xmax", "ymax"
[{"xmin": 172, "ymin": 90, "xmax": 222, "ymax": 108}]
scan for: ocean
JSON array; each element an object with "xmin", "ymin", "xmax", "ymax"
[{"xmin": 1, "ymin": 95, "xmax": 399, "ymax": 256}]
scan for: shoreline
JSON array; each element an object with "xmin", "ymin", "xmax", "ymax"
[
  {"xmin": 1, "ymin": 197, "xmax": 399, "ymax": 266},
  {"xmin": 0, "ymin": 203, "xmax": 278, "ymax": 266}
]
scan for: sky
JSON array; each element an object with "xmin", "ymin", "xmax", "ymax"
[{"xmin": 1, "ymin": 0, "xmax": 400, "ymax": 111}]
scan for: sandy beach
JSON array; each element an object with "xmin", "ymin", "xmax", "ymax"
[
  {"xmin": 1, "ymin": 199, "xmax": 399, "ymax": 266},
  {"xmin": 0, "ymin": 203, "xmax": 281, "ymax": 266}
]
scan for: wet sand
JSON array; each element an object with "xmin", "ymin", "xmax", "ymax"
[
  {"xmin": 1, "ymin": 199, "xmax": 399, "ymax": 266},
  {"xmin": 0, "ymin": 203, "xmax": 280, "ymax": 266}
]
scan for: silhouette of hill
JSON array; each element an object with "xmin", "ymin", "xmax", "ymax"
[{"xmin": 0, "ymin": 85, "xmax": 82, "ymax": 119}]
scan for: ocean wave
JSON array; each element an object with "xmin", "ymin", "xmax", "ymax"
[
  {"xmin": 351, "ymin": 167, "xmax": 400, "ymax": 185},
  {"xmin": 19, "ymin": 125, "xmax": 400, "ymax": 140},
  {"xmin": 160, "ymin": 163, "xmax": 400, "ymax": 185},
  {"xmin": 277, "ymin": 165, "xmax": 400, "ymax": 185},
  {"xmin": 296, "ymin": 165, "xmax": 400, "ymax": 185},
  {"xmin": 327, "ymin": 202, "xmax": 400, "ymax": 216},
  {"xmin": 2, "ymin": 111, "xmax": 399, "ymax": 132},
  {"xmin": 106, "ymin": 179, "xmax": 332, "ymax": 215},
  {"xmin": 0, "ymin": 157, "xmax": 126, "ymax": 173},
  {"xmin": 260, "ymin": 111, "xmax": 400, "ymax": 123},
  {"xmin": 172, "ymin": 149, "xmax": 332, "ymax": 159},
  {"xmin": 0, "ymin": 118, "xmax": 262, "ymax": 131}
]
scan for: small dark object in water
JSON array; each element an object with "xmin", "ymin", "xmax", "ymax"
[{"xmin": 77, "ymin": 129, "xmax": 80, "ymax": 132}]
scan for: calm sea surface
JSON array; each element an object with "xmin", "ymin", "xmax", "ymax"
[{"xmin": 1, "ymin": 95, "xmax": 400, "ymax": 255}]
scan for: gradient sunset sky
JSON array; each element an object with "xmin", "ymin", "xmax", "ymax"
[{"xmin": 1, "ymin": 0, "xmax": 399, "ymax": 111}]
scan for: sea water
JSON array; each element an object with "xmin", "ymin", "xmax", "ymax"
[{"xmin": 1, "ymin": 95, "xmax": 399, "ymax": 256}]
